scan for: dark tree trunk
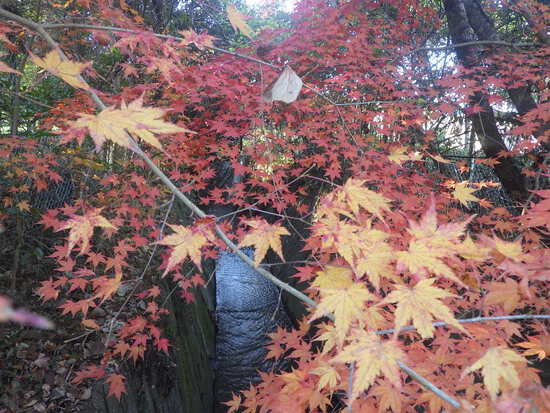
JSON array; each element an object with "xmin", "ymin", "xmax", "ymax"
[
  {"xmin": 462, "ymin": 0, "xmax": 549, "ymax": 150},
  {"xmin": 443, "ymin": 0, "xmax": 529, "ymax": 202}
]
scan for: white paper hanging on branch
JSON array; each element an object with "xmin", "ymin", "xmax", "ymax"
[{"xmin": 262, "ymin": 66, "xmax": 303, "ymax": 104}]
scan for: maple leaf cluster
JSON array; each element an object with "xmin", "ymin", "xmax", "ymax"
[{"xmin": 1, "ymin": 0, "xmax": 549, "ymax": 410}]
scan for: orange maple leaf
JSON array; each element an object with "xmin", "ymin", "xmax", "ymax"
[
  {"xmin": 59, "ymin": 208, "xmax": 116, "ymax": 256},
  {"xmin": 106, "ymin": 373, "xmax": 126, "ymax": 400},
  {"xmin": 311, "ymin": 266, "xmax": 376, "ymax": 343},
  {"xmin": 238, "ymin": 219, "xmax": 290, "ymax": 266},
  {"xmin": 30, "ymin": 50, "xmax": 90, "ymax": 90},
  {"xmin": 371, "ymin": 380, "xmax": 402, "ymax": 413},
  {"xmin": 178, "ymin": 30, "xmax": 216, "ymax": 50},
  {"xmin": 331, "ymin": 330, "xmax": 404, "ymax": 401},
  {"xmin": 36, "ymin": 278, "xmax": 60, "ymax": 302},
  {"xmin": 452, "ymin": 181, "xmax": 480, "ymax": 206},
  {"xmin": 462, "ymin": 346, "xmax": 526, "ymax": 399},
  {"xmin": 516, "ymin": 334, "xmax": 550, "ymax": 360},
  {"xmin": 82, "ymin": 319, "xmax": 100, "ymax": 330},
  {"xmin": 156, "ymin": 224, "xmax": 211, "ymax": 275},
  {"xmin": 484, "ymin": 279, "xmax": 521, "ymax": 313},
  {"xmin": 71, "ymin": 95, "xmax": 195, "ymax": 151},
  {"xmin": 223, "ymin": 392, "xmax": 242, "ymax": 413},
  {"xmin": 227, "ymin": 5, "xmax": 253, "ymax": 38},
  {"xmin": 92, "ymin": 272, "xmax": 123, "ymax": 304},
  {"xmin": 381, "ymin": 278, "xmax": 464, "ymax": 339}
]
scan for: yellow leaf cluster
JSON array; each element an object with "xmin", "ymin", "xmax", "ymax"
[
  {"xmin": 388, "ymin": 146, "xmax": 422, "ymax": 165},
  {"xmin": 396, "ymin": 199, "xmax": 479, "ymax": 283},
  {"xmin": 331, "ymin": 330, "xmax": 404, "ymax": 401},
  {"xmin": 313, "ymin": 219, "xmax": 394, "ymax": 289},
  {"xmin": 71, "ymin": 96, "xmax": 194, "ymax": 151},
  {"xmin": 311, "ymin": 267, "xmax": 375, "ymax": 343},
  {"xmin": 316, "ymin": 178, "xmax": 391, "ymax": 222},
  {"xmin": 310, "ymin": 362, "xmax": 341, "ymax": 391}
]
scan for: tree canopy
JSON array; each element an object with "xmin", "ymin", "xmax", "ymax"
[{"xmin": 0, "ymin": 0, "xmax": 549, "ymax": 411}]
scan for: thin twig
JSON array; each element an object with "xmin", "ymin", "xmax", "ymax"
[
  {"xmin": 398, "ymin": 361, "xmax": 461, "ymax": 408},
  {"xmin": 375, "ymin": 314, "xmax": 550, "ymax": 336},
  {"xmin": 0, "ymin": 87, "xmax": 54, "ymax": 109},
  {"xmin": 41, "ymin": 22, "xmax": 282, "ymax": 70},
  {"xmin": 411, "ymin": 40, "xmax": 540, "ymax": 53}
]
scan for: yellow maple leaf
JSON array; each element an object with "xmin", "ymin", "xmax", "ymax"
[
  {"xmin": 331, "ymin": 330, "xmax": 404, "ymax": 401},
  {"xmin": 387, "ymin": 147, "xmax": 421, "ymax": 165},
  {"xmin": 227, "ymin": 5, "xmax": 253, "ymax": 38},
  {"xmin": 238, "ymin": 219, "xmax": 290, "ymax": 266},
  {"xmin": 311, "ymin": 266, "xmax": 375, "ymax": 343},
  {"xmin": 388, "ymin": 146, "xmax": 409, "ymax": 165},
  {"xmin": 453, "ymin": 181, "xmax": 480, "ymax": 206},
  {"xmin": 156, "ymin": 224, "xmax": 210, "ymax": 275},
  {"xmin": 353, "ymin": 225, "xmax": 395, "ymax": 289},
  {"xmin": 517, "ymin": 334, "xmax": 550, "ymax": 360},
  {"xmin": 315, "ymin": 323, "xmax": 338, "ymax": 354},
  {"xmin": 381, "ymin": 278, "xmax": 464, "ymax": 339},
  {"xmin": 16, "ymin": 200, "xmax": 30, "ymax": 212},
  {"xmin": 30, "ymin": 50, "xmax": 90, "ymax": 90},
  {"xmin": 71, "ymin": 95, "xmax": 195, "ymax": 151},
  {"xmin": 457, "ymin": 234, "xmax": 490, "ymax": 261},
  {"xmin": 312, "ymin": 266, "xmax": 354, "ymax": 290},
  {"xmin": 493, "ymin": 237, "xmax": 523, "ymax": 262},
  {"xmin": 462, "ymin": 346, "xmax": 526, "ymax": 399},
  {"xmin": 338, "ymin": 178, "xmax": 392, "ymax": 221},
  {"xmin": 313, "ymin": 219, "xmax": 395, "ymax": 288},
  {"xmin": 397, "ymin": 241, "xmax": 461, "ymax": 284},
  {"xmin": 310, "ymin": 362, "xmax": 341, "ymax": 391},
  {"xmin": 59, "ymin": 208, "xmax": 116, "ymax": 255},
  {"xmin": 427, "ymin": 152, "xmax": 451, "ymax": 163}
]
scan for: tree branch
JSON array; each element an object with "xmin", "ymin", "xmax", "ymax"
[
  {"xmin": 375, "ymin": 314, "xmax": 550, "ymax": 336},
  {"xmin": 41, "ymin": 22, "xmax": 282, "ymax": 70},
  {"xmin": 411, "ymin": 39, "xmax": 540, "ymax": 53}
]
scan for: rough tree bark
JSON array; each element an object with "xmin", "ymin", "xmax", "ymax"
[{"xmin": 443, "ymin": 0, "xmax": 529, "ymax": 202}]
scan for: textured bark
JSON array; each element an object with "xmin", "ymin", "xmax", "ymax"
[
  {"xmin": 464, "ymin": 0, "xmax": 550, "ymax": 152},
  {"xmin": 443, "ymin": 0, "xmax": 529, "ymax": 202}
]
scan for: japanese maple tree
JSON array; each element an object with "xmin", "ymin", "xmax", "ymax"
[{"xmin": 0, "ymin": 0, "xmax": 549, "ymax": 412}]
